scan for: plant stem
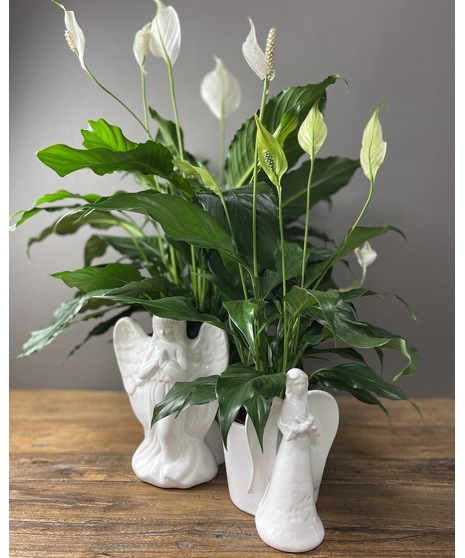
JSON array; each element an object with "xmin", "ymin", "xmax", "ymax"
[
  {"xmin": 252, "ymin": 76, "xmax": 270, "ymax": 286},
  {"xmin": 313, "ymin": 178, "xmax": 375, "ymax": 290},
  {"xmin": 165, "ymin": 58, "xmax": 184, "ymax": 159},
  {"xmin": 140, "ymin": 66, "xmax": 151, "ymax": 140},
  {"xmin": 219, "ymin": 195, "xmax": 249, "ymax": 300},
  {"xmin": 301, "ymin": 154, "xmax": 315, "ymax": 288},
  {"xmin": 349, "ymin": 178, "xmax": 374, "ymax": 235},
  {"xmin": 85, "ymin": 64, "xmax": 148, "ymax": 135},
  {"xmin": 219, "ymin": 102, "xmax": 225, "ymax": 188},
  {"xmin": 278, "ymin": 186, "xmax": 288, "ymax": 373}
]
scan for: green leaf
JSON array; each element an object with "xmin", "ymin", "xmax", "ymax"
[
  {"xmin": 225, "ymin": 76, "xmax": 340, "ymax": 189},
  {"xmin": 10, "ymin": 190, "xmax": 101, "ymax": 231},
  {"xmin": 274, "ymin": 106, "xmax": 300, "ymax": 147},
  {"xmin": 197, "ymin": 182, "xmax": 279, "ymax": 270},
  {"xmin": 262, "ymin": 241, "xmax": 304, "ymax": 295},
  {"xmin": 312, "ymin": 363, "xmax": 408, "ymax": 401},
  {"xmin": 98, "ymin": 294, "xmax": 226, "ymax": 329},
  {"xmin": 80, "ymin": 119, "xmax": 137, "ymax": 151},
  {"xmin": 216, "ymin": 364, "xmax": 286, "ymax": 446},
  {"xmin": 223, "ymin": 299, "xmax": 267, "ymax": 352},
  {"xmin": 152, "ymin": 375, "xmax": 219, "ymax": 425},
  {"xmin": 26, "ymin": 210, "xmax": 123, "ymax": 253},
  {"xmin": 318, "ymin": 300, "xmax": 418, "ymax": 378},
  {"xmin": 281, "ymin": 157, "xmax": 360, "ymax": 222},
  {"xmin": 149, "ymin": 107, "xmax": 183, "ymax": 158},
  {"xmin": 286, "ymin": 286, "xmax": 340, "ymax": 344},
  {"xmin": 305, "ymin": 347, "xmax": 368, "ymax": 365},
  {"xmin": 52, "ymin": 264, "xmax": 143, "ymax": 292},
  {"xmin": 86, "ymin": 191, "xmax": 236, "ymax": 253},
  {"xmin": 17, "ymin": 294, "xmax": 96, "ymax": 357},
  {"xmin": 37, "ymin": 140, "xmax": 174, "ymax": 178}
]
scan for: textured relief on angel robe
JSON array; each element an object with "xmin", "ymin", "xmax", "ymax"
[{"xmin": 114, "ymin": 315, "xmax": 229, "ymax": 489}]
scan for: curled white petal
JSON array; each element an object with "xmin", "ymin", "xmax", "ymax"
[
  {"xmin": 242, "ymin": 18, "xmax": 266, "ymax": 79},
  {"xmin": 200, "ymin": 57, "xmax": 241, "ymax": 119},
  {"xmin": 53, "ymin": 2, "xmax": 86, "ymax": 69},
  {"xmin": 133, "ymin": 23, "xmax": 152, "ymax": 71},
  {"xmin": 354, "ymin": 242, "xmax": 377, "ymax": 268},
  {"xmin": 150, "ymin": 0, "xmax": 181, "ymax": 65}
]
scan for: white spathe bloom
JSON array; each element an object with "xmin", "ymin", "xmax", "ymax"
[
  {"xmin": 133, "ymin": 23, "xmax": 152, "ymax": 71},
  {"xmin": 52, "ymin": 1, "xmax": 86, "ymax": 70},
  {"xmin": 150, "ymin": 0, "xmax": 181, "ymax": 66},
  {"xmin": 354, "ymin": 242, "xmax": 377, "ymax": 268},
  {"xmin": 242, "ymin": 18, "xmax": 275, "ymax": 80},
  {"xmin": 200, "ymin": 57, "xmax": 241, "ymax": 120}
]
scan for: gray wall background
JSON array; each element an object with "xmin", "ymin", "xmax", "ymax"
[{"xmin": 9, "ymin": 0, "xmax": 454, "ymax": 397}]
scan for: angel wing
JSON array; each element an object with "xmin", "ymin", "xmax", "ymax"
[
  {"xmin": 189, "ymin": 322, "xmax": 229, "ymax": 378},
  {"xmin": 183, "ymin": 323, "xmax": 229, "ymax": 440},
  {"xmin": 307, "ymin": 390, "xmax": 339, "ymax": 501},
  {"xmin": 113, "ymin": 317, "xmax": 153, "ymax": 425}
]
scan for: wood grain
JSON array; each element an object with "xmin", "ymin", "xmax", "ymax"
[{"xmin": 10, "ymin": 390, "xmax": 454, "ymax": 557}]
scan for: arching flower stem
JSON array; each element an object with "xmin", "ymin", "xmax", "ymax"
[
  {"xmin": 252, "ymin": 75, "xmax": 270, "ymax": 289},
  {"xmin": 84, "ymin": 64, "xmax": 149, "ymax": 136}
]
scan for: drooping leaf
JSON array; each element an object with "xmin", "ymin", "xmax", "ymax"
[
  {"xmin": 312, "ymin": 363, "xmax": 408, "ymax": 401},
  {"xmin": 152, "ymin": 375, "xmax": 220, "ymax": 425},
  {"xmin": 84, "ymin": 191, "xmax": 236, "ymax": 253},
  {"xmin": 316, "ymin": 300, "xmax": 418, "ymax": 377},
  {"xmin": 17, "ymin": 294, "xmax": 98, "ymax": 358},
  {"xmin": 16, "ymin": 289, "xmax": 227, "ymax": 359},
  {"xmin": 10, "ymin": 190, "xmax": 101, "ymax": 231},
  {"xmin": 26, "ymin": 210, "xmax": 123, "ymax": 253},
  {"xmin": 216, "ymin": 364, "xmax": 286, "ymax": 446},
  {"xmin": 52, "ymin": 264, "xmax": 143, "ymax": 292}
]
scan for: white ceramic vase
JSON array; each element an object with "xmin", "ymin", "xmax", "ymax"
[
  {"xmin": 113, "ymin": 314, "xmax": 229, "ymax": 489},
  {"xmin": 224, "ymin": 368, "xmax": 339, "ymax": 553}
]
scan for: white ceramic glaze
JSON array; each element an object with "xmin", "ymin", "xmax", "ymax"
[
  {"xmin": 224, "ymin": 368, "xmax": 339, "ymax": 553},
  {"xmin": 223, "ymin": 399, "xmax": 282, "ymax": 515},
  {"xmin": 113, "ymin": 315, "xmax": 228, "ymax": 489}
]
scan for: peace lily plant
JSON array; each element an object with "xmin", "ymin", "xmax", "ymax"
[{"xmin": 11, "ymin": 0, "xmax": 418, "ymax": 446}]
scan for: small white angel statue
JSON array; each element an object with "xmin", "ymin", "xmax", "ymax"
[
  {"xmin": 113, "ymin": 314, "xmax": 229, "ymax": 489},
  {"xmin": 255, "ymin": 368, "xmax": 335, "ymax": 553}
]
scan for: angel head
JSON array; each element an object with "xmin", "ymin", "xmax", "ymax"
[
  {"xmin": 151, "ymin": 316, "xmax": 186, "ymax": 343},
  {"xmin": 286, "ymin": 368, "xmax": 309, "ymax": 399}
]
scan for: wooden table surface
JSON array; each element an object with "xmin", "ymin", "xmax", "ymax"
[{"xmin": 9, "ymin": 390, "xmax": 454, "ymax": 557}]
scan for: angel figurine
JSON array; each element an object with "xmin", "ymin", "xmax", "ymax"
[
  {"xmin": 254, "ymin": 368, "xmax": 338, "ymax": 553},
  {"xmin": 113, "ymin": 314, "xmax": 229, "ymax": 489}
]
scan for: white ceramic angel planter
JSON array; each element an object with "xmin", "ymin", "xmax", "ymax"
[
  {"xmin": 224, "ymin": 368, "xmax": 339, "ymax": 553},
  {"xmin": 113, "ymin": 315, "xmax": 228, "ymax": 489},
  {"xmin": 255, "ymin": 369, "xmax": 338, "ymax": 552}
]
